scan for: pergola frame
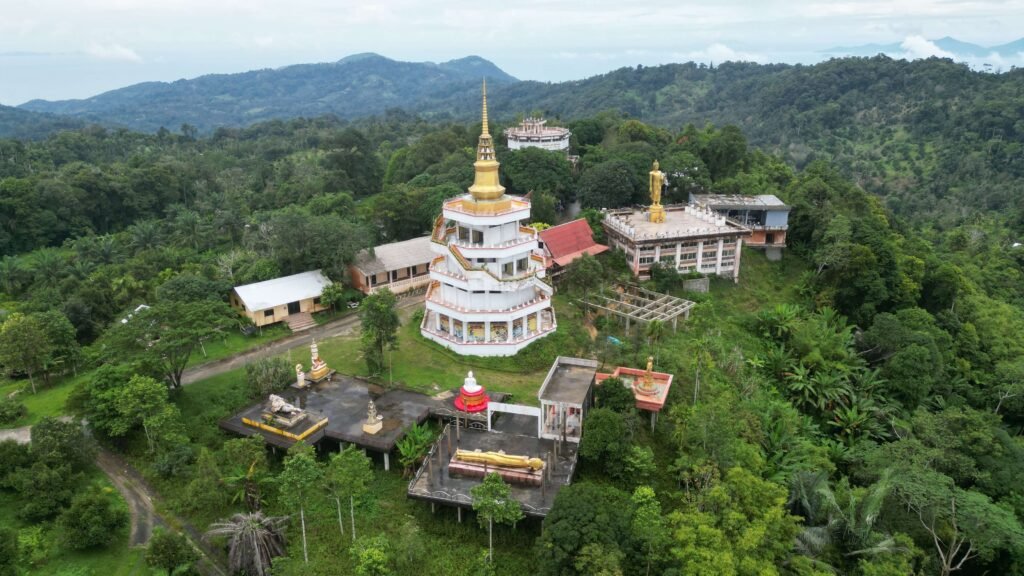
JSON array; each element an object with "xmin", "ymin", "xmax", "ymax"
[{"xmin": 579, "ymin": 283, "xmax": 695, "ymax": 332}]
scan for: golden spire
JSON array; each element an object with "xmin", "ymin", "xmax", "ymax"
[
  {"xmin": 468, "ymin": 78, "xmax": 505, "ymax": 201},
  {"xmin": 481, "ymin": 78, "xmax": 489, "ymax": 136}
]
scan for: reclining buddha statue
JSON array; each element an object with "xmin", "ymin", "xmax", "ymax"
[{"xmin": 455, "ymin": 448, "xmax": 544, "ymax": 471}]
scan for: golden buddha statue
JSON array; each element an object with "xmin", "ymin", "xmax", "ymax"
[
  {"xmin": 455, "ymin": 448, "xmax": 544, "ymax": 471},
  {"xmin": 648, "ymin": 160, "xmax": 666, "ymax": 223},
  {"xmin": 636, "ymin": 355, "xmax": 659, "ymax": 395}
]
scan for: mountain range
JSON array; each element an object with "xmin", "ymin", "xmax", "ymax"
[
  {"xmin": 823, "ymin": 36, "xmax": 1024, "ymax": 59},
  {"xmin": 14, "ymin": 53, "xmax": 516, "ymax": 134}
]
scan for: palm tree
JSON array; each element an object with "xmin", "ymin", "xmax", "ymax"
[
  {"xmin": 222, "ymin": 460, "xmax": 273, "ymax": 512},
  {"xmin": 788, "ymin": 470, "xmax": 900, "ymax": 571},
  {"xmin": 204, "ymin": 512, "xmax": 288, "ymax": 576},
  {"xmin": 128, "ymin": 220, "xmax": 162, "ymax": 252},
  {"xmin": 0, "ymin": 256, "xmax": 26, "ymax": 295},
  {"xmin": 757, "ymin": 303, "xmax": 803, "ymax": 340},
  {"xmin": 28, "ymin": 248, "xmax": 67, "ymax": 289},
  {"xmin": 645, "ymin": 320, "xmax": 666, "ymax": 363}
]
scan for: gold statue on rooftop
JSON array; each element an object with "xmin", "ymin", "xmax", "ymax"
[{"xmin": 649, "ymin": 160, "xmax": 666, "ymax": 223}]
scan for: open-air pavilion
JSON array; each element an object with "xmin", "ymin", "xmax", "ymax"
[{"xmin": 578, "ymin": 283, "xmax": 695, "ymax": 333}]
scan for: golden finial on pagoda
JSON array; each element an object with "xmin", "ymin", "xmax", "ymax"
[
  {"xmin": 467, "ymin": 78, "xmax": 506, "ymax": 201},
  {"xmin": 481, "ymin": 78, "xmax": 489, "ymax": 136}
]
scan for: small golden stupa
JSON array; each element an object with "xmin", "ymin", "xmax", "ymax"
[{"xmin": 648, "ymin": 160, "xmax": 666, "ymax": 223}]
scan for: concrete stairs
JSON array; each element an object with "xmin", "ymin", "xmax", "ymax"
[{"xmin": 284, "ymin": 312, "xmax": 316, "ymax": 333}]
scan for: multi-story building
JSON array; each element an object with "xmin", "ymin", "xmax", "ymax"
[
  {"xmin": 505, "ymin": 117, "xmax": 571, "ymax": 155},
  {"xmin": 690, "ymin": 193, "xmax": 790, "ymax": 258},
  {"xmin": 420, "ymin": 83, "xmax": 556, "ymax": 357},
  {"xmin": 603, "ymin": 161, "xmax": 751, "ymax": 281}
]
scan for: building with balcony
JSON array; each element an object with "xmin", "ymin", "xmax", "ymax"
[
  {"xmin": 504, "ymin": 117, "xmax": 571, "ymax": 155},
  {"xmin": 690, "ymin": 193, "xmax": 790, "ymax": 258},
  {"xmin": 603, "ymin": 161, "xmax": 751, "ymax": 281},
  {"xmin": 420, "ymin": 82, "xmax": 556, "ymax": 357},
  {"xmin": 349, "ymin": 236, "xmax": 435, "ymax": 295}
]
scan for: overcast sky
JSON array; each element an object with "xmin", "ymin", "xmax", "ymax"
[{"xmin": 2, "ymin": 0, "xmax": 1022, "ymax": 105}]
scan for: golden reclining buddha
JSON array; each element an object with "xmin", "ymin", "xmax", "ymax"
[{"xmin": 455, "ymin": 449, "xmax": 544, "ymax": 471}]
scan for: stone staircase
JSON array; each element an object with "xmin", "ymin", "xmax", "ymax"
[{"xmin": 284, "ymin": 312, "xmax": 316, "ymax": 333}]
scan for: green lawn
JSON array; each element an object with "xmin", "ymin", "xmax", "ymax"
[
  {"xmin": 0, "ymin": 468, "xmax": 157, "ymax": 576},
  {"xmin": 0, "ymin": 373, "xmax": 87, "ymax": 428},
  {"xmin": 312, "ymin": 322, "xmax": 552, "ymax": 404},
  {"xmin": 186, "ymin": 322, "xmax": 290, "ymax": 367}
]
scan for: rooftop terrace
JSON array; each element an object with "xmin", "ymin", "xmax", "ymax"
[{"xmin": 603, "ymin": 204, "xmax": 749, "ymax": 242}]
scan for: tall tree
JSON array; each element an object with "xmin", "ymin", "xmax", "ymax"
[
  {"xmin": 0, "ymin": 312, "xmax": 52, "ymax": 393},
  {"xmin": 278, "ymin": 444, "xmax": 323, "ymax": 564},
  {"xmin": 326, "ymin": 445, "xmax": 374, "ymax": 541},
  {"xmin": 114, "ymin": 375, "xmax": 171, "ymax": 452},
  {"xmin": 104, "ymin": 300, "xmax": 235, "ymax": 388},
  {"xmin": 359, "ymin": 288, "xmax": 400, "ymax": 376},
  {"xmin": 471, "ymin": 472, "xmax": 524, "ymax": 563},
  {"xmin": 631, "ymin": 486, "xmax": 670, "ymax": 576}
]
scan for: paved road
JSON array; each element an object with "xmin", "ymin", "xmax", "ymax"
[{"xmin": 181, "ymin": 295, "xmax": 424, "ymax": 386}]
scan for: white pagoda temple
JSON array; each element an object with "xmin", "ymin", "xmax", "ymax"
[{"xmin": 420, "ymin": 81, "xmax": 556, "ymax": 356}]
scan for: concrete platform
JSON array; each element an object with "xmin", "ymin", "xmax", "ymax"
[
  {"xmin": 407, "ymin": 425, "xmax": 578, "ymax": 517},
  {"xmin": 220, "ymin": 375, "xmax": 433, "ymax": 456}
]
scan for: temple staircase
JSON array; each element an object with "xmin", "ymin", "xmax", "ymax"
[{"xmin": 284, "ymin": 312, "xmax": 316, "ymax": 333}]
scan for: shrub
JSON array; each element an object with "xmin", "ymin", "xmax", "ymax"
[
  {"xmin": 0, "ymin": 398, "xmax": 26, "ymax": 425},
  {"xmin": 57, "ymin": 486, "xmax": 129, "ymax": 550}
]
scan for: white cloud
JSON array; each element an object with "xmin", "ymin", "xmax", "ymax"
[
  {"xmin": 898, "ymin": 35, "xmax": 954, "ymax": 59},
  {"xmin": 673, "ymin": 43, "xmax": 762, "ymax": 64},
  {"xmin": 85, "ymin": 42, "xmax": 142, "ymax": 62}
]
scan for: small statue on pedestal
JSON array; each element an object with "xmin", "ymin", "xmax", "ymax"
[
  {"xmin": 309, "ymin": 339, "xmax": 330, "ymax": 380},
  {"xmin": 295, "ymin": 363, "xmax": 306, "ymax": 388},
  {"xmin": 635, "ymin": 355, "xmax": 659, "ymax": 396},
  {"xmin": 362, "ymin": 399, "xmax": 383, "ymax": 434}
]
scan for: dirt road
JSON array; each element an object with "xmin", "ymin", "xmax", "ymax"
[
  {"xmin": 95, "ymin": 449, "xmax": 163, "ymax": 547},
  {"xmin": 0, "ymin": 425, "xmax": 31, "ymax": 444},
  {"xmin": 96, "ymin": 449, "xmax": 227, "ymax": 575},
  {"xmin": 180, "ymin": 295, "xmax": 423, "ymax": 385}
]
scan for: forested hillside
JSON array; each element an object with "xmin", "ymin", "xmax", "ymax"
[
  {"xmin": 0, "ymin": 104, "xmax": 87, "ymax": 141},
  {"xmin": 18, "ymin": 53, "xmax": 515, "ymax": 134},
  {"xmin": 16, "ymin": 56, "xmax": 1023, "ymax": 226},
  {"xmin": 485, "ymin": 57, "xmax": 1024, "ymax": 225},
  {"xmin": 1, "ymin": 110, "xmax": 1023, "ymax": 575}
]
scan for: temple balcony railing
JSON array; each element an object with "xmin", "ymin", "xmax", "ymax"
[{"xmin": 425, "ymin": 282, "xmax": 553, "ymax": 318}]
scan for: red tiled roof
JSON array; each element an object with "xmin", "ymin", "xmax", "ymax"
[
  {"xmin": 552, "ymin": 245, "xmax": 608, "ymax": 267},
  {"xmin": 539, "ymin": 219, "xmax": 607, "ymax": 265}
]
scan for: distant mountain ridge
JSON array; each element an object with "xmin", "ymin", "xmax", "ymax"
[
  {"xmin": 19, "ymin": 53, "xmax": 517, "ymax": 133},
  {"xmin": 0, "ymin": 104, "xmax": 87, "ymax": 140},
  {"xmin": 822, "ymin": 36, "xmax": 1024, "ymax": 59}
]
